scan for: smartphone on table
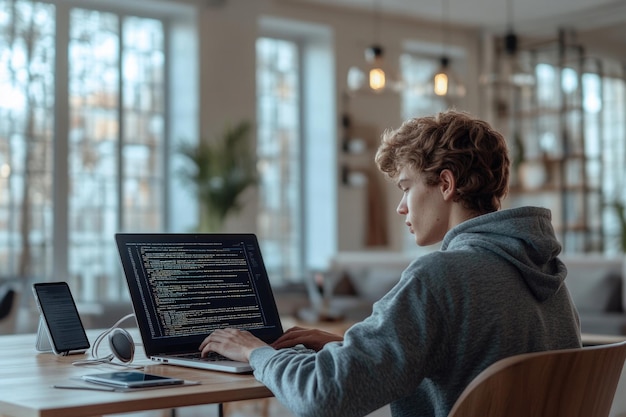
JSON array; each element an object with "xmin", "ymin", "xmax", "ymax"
[{"xmin": 82, "ymin": 371, "xmax": 185, "ymax": 388}]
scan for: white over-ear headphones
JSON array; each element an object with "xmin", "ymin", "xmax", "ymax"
[
  {"xmin": 73, "ymin": 313, "xmax": 139, "ymax": 367},
  {"xmin": 107, "ymin": 327, "xmax": 135, "ymax": 363}
]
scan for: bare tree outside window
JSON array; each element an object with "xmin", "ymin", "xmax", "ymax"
[
  {"xmin": 67, "ymin": 10, "xmax": 166, "ymax": 301},
  {"xmin": 0, "ymin": 1, "xmax": 166, "ymax": 303},
  {"xmin": 0, "ymin": 0, "xmax": 55, "ymax": 282}
]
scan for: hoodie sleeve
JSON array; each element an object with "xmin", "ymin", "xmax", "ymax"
[{"xmin": 249, "ymin": 269, "xmax": 450, "ymax": 417}]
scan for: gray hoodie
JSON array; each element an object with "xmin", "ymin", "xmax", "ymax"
[{"xmin": 250, "ymin": 206, "xmax": 581, "ymax": 417}]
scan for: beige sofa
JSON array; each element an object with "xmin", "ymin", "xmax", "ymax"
[
  {"xmin": 17, "ymin": 252, "xmax": 625, "ymax": 337},
  {"xmin": 323, "ymin": 251, "xmax": 626, "ymax": 335},
  {"xmin": 561, "ymin": 254, "xmax": 626, "ymax": 336}
]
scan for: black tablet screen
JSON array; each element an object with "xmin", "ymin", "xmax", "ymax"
[{"xmin": 33, "ymin": 282, "xmax": 90, "ymax": 353}]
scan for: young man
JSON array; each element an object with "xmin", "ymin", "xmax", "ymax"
[{"xmin": 200, "ymin": 110, "xmax": 581, "ymax": 417}]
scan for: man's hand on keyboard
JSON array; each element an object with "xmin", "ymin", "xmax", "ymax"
[
  {"xmin": 270, "ymin": 326, "xmax": 343, "ymax": 351},
  {"xmin": 199, "ymin": 328, "xmax": 268, "ymax": 363}
]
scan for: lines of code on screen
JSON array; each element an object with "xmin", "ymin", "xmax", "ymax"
[{"xmin": 127, "ymin": 241, "xmax": 268, "ymax": 338}]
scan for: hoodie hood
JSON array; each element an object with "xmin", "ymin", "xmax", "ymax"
[{"xmin": 441, "ymin": 206, "xmax": 565, "ymax": 302}]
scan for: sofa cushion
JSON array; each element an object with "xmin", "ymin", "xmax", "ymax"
[
  {"xmin": 349, "ymin": 267, "xmax": 403, "ymax": 302},
  {"xmin": 329, "ymin": 252, "xmax": 414, "ymax": 302},
  {"xmin": 566, "ymin": 269, "xmax": 622, "ymax": 313},
  {"xmin": 578, "ymin": 312, "xmax": 626, "ymax": 335}
]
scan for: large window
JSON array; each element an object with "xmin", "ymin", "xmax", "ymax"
[
  {"xmin": 596, "ymin": 73, "xmax": 626, "ymax": 253},
  {"xmin": 68, "ymin": 10, "xmax": 165, "ymax": 300},
  {"xmin": 0, "ymin": 1, "xmax": 55, "ymax": 281},
  {"xmin": 255, "ymin": 24, "xmax": 336, "ymax": 283},
  {"xmin": 0, "ymin": 0, "xmax": 170, "ymax": 302},
  {"xmin": 256, "ymin": 37, "xmax": 303, "ymax": 283}
]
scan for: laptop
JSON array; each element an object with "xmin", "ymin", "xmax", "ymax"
[{"xmin": 115, "ymin": 233, "xmax": 284, "ymax": 373}]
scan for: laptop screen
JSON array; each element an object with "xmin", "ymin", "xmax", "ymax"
[{"xmin": 115, "ymin": 233, "xmax": 284, "ymax": 356}]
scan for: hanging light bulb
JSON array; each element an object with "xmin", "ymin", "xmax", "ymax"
[
  {"xmin": 433, "ymin": 58, "xmax": 450, "ymax": 96},
  {"xmin": 420, "ymin": 0, "xmax": 465, "ymax": 100},
  {"xmin": 431, "ymin": 56, "xmax": 466, "ymax": 98},
  {"xmin": 346, "ymin": 0, "xmax": 402, "ymax": 94},
  {"xmin": 347, "ymin": 45, "xmax": 402, "ymax": 94},
  {"xmin": 369, "ymin": 68, "xmax": 385, "ymax": 90},
  {"xmin": 366, "ymin": 45, "xmax": 386, "ymax": 91}
]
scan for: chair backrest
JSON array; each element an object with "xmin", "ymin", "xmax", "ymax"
[
  {"xmin": 448, "ymin": 341, "xmax": 626, "ymax": 417},
  {"xmin": 0, "ymin": 285, "xmax": 20, "ymax": 334},
  {"xmin": 0, "ymin": 287, "xmax": 16, "ymax": 320}
]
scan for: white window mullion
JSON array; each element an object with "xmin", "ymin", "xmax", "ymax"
[
  {"xmin": 52, "ymin": 2, "xmax": 70, "ymax": 291},
  {"xmin": 117, "ymin": 16, "xmax": 124, "ymax": 233}
]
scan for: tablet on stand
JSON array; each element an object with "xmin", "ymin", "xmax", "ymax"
[{"xmin": 32, "ymin": 282, "xmax": 90, "ymax": 356}]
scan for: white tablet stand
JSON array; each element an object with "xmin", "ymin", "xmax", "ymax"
[{"xmin": 35, "ymin": 316, "xmax": 53, "ymax": 352}]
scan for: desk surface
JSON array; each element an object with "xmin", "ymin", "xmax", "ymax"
[
  {"xmin": 581, "ymin": 333, "xmax": 626, "ymax": 346},
  {"xmin": 3, "ymin": 325, "xmax": 615, "ymax": 417},
  {"xmin": 0, "ymin": 330, "xmax": 273, "ymax": 417}
]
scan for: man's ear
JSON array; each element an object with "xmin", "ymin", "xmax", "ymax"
[{"xmin": 439, "ymin": 169, "xmax": 457, "ymax": 201}]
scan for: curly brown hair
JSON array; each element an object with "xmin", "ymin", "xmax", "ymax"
[{"xmin": 375, "ymin": 110, "xmax": 510, "ymax": 214}]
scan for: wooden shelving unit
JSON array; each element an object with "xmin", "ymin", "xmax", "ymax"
[{"xmin": 494, "ymin": 30, "xmax": 605, "ymax": 253}]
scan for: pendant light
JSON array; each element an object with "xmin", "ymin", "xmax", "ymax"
[
  {"xmin": 503, "ymin": 0, "xmax": 535, "ymax": 87},
  {"xmin": 429, "ymin": 0, "xmax": 466, "ymax": 99},
  {"xmin": 347, "ymin": 0, "xmax": 402, "ymax": 94},
  {"xmin": 481, "ymin": 0, "xmax": 535, "ymax": 87},
  {"xmin": 431, "ymin": 56, "xmax": 466, "ymax": 98}
]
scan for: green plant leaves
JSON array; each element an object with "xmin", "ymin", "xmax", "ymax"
[{"xmin": 178, "ymin": 121, "xmax": 257, "ymax": 232}]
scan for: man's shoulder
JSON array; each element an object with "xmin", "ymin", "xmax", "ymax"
[
  {"xmin": 403, "ymin": 249, "xmax": 500, "ymax": 291},
  {"xmin": 408, "ymin": 249, "xmax": 485, "ymax": 273}
]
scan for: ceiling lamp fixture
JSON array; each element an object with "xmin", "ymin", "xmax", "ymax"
[
  {"xmin": 429, "ymin": 0, "xmax": 466, "ymax": 99},
  {"xmin": 503, "ymin": 0, "xmax": 535, "ymax": 87},
  {"xmin": 503, "ymin": 35, "xmax": 535, "ymax": 87},
  {"xmin": 432, "ymin": 56, "xmax": 466, "ymax": 98},
  {"xmin": 347, "ymin": 0, "xmax": 402, "ymax": 94},
  {"xmin": 365, "ymin": 45, "xmax": 386, "ymax": 91},
  {"xmin": 482, "ymin": 0, "xmax": 535, "ymax": 87}
]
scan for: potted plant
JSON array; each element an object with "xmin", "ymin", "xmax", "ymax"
[
  {"xmin": 611, "ymin": 201, "xmax": 626, "ymax": 252},
  {"xmin": 178, "ymin": 121, "xmax": 257, "ymax": 232}
]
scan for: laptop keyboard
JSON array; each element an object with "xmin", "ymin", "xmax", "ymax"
[{"xmin": 173, "ymin": 352, "xmax": 230, "ymax": 362}]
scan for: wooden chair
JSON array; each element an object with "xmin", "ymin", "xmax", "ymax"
[
  {"xmin": 448, "ymin": 341, "xmax": 626, "ymax": 417},
  {"xmin": 0, "ymin": 286, "xmax": 15, "ymax": 319},
  {"xmin": 0, "ymin": 285, "xmax": 18, "ymax": 334}
]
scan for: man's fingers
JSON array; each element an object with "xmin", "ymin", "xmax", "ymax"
[{"xmin": 199, "ymin": 329, "xmax": 233, "ymax": 353}]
